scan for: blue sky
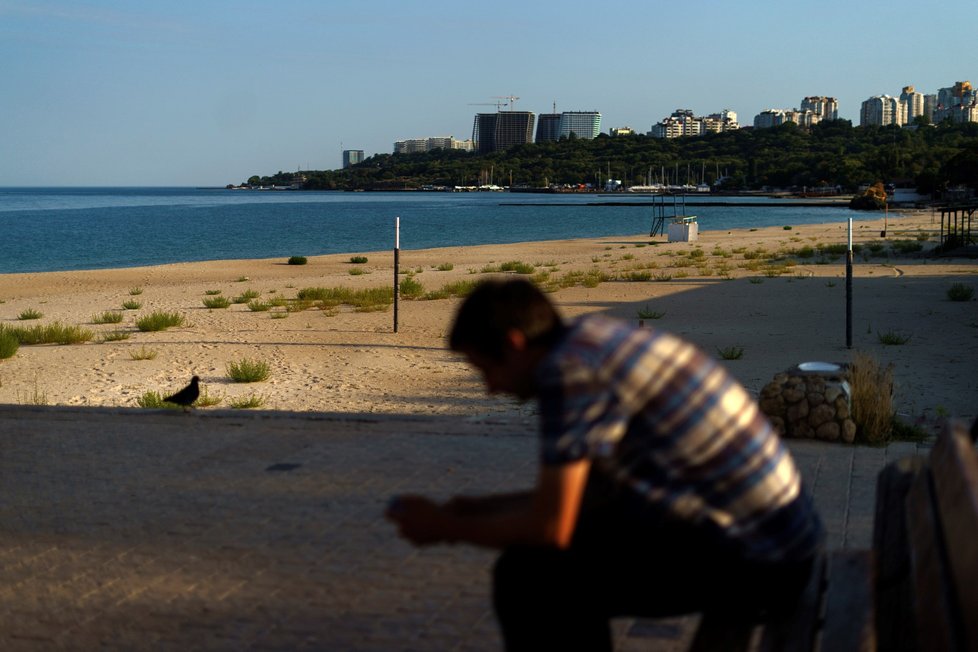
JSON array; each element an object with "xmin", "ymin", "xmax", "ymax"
[{"xmin": 2, "ymin": 0, "xmax": 976, "ymax": 186}]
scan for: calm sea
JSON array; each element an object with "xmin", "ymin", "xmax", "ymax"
[{"xmin": 0, "ymin": 187, "xmax": 866, "ymax": 274}]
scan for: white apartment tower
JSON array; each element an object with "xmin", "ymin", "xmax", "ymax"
[
  {"xmin": 900, "ymin": 86, "xmax": 926, "ymax": 124},
  {"xmin": 753, "ymin": 108, "xmax": 819, "ymax": 129},
  {"xmin": 800, "ymin": 96, "xmax": 839, "ymax": 121},
  {"xmin": 860, "ymin": 95, "xmax": 907, "ymax": 127}
]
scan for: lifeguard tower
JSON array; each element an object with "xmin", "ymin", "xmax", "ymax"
[{"xmin": 649, "ymin": 194, "xmax": 698, "ymax": 242}]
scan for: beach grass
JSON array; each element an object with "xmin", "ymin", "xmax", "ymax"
[
  {"xmin": 136, "ymin": 311, "xmax": 185, "ymax": 332},
  {"xmin": 136, "ymin": 391, "xmax": 182, "ymax": 409},
  {"xmin": 122, "ymin": 300, "xmax": 142, "ymax": 310},
  {"xmin": 0, "ymin": 331, "xmax": 18, "ymax": 359},
  {"xmin": 637, "ymin": 305, "xmax": 665, "ymax": 320},
  {"xmin": 100, "ymin": 330, "xmax": 131, "ymax": 342},
  {"xmin": 229, "ymin": 393, "xmax": 265, "ymax": 409},
  {"xmin": 226, "ymin": 358, "xmax": 270, "ymax": 383},
  {"xmin": 129, "ymin": 346, "xmax": 158, "ymax": 360},
  {"xmin": 128, "ymin": 287, "xmax": 143, "ymax": 296},
  {"xmin": 92, "ymin": 311, "xmax": 124, "ymax": 324},
  {"xmin": 349, "ymin": 256, "xmax": 368, "ymax": 264},
  {"xmin": 878, "ymin": 330, "xmax": 912, "ymax": 345},
  {"xmin": 1, "ymin": 322, "xmax": 94, "ymax": 345},
  {"xmin": 202, "ymin": 296, "xmax": 232, "ymax": 309},
  {"xmin": 398, "ymin": 276, "xmax": 425, "ymax": 299},
  {"xmin": 849, "ymin": 351, "xmax": 894, "ymax": 443},
  {"xmin": 717, "ymin": 345, "xmax": 745, "ymax": 360},
  {"xmin": 18, "ymin": 308, "xmax": 43, "ymax": 320},
  {"xmin": 947, "ymin": 282, "xmax": 974, "ymax": 301},
  {"xmin": 287, "ymin": 255, "xmax": 307, "ymax": 265},
  {"xmin": 297, "ymin": 286, "xmax": 393, "ymax": 310}
]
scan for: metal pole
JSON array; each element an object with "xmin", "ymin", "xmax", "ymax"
[
  {"xmin": 394, "ymin": 217, "xmax": 400, "ymax": 333},
  {"xmin": 846, "ymin": 217, "xmax": 853, "ymax": 349}
]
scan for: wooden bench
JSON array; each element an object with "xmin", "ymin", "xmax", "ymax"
[{"xmin": 677, "ymin": 419, "xmax": 978, "ymax": 651}]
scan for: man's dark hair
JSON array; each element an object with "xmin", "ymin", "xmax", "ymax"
[{"xmin": 449, "ymin": 279, "xmax": 566, "ymax": 360}]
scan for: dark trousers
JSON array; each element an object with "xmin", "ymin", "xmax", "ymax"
[{"xmin": 492, "ymin": 501, "xmax": 814, "ymax": 652}]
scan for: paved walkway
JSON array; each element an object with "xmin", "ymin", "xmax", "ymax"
[{"xmin": 0, "ymin": 405, "xmax": 926, "ymax": 651}]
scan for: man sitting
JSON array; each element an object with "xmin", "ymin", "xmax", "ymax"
[{"xmin": 387, "ymin": 278, "xmax": 824, "ymax": 651}]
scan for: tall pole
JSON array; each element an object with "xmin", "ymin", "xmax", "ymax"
[
  {"xmin": 846, "ymin": 217, "xmax": 853, "ymax": 349},
  {"xmin": 394, "ymin": 217, "xmax": 400, "ymax": 333}
]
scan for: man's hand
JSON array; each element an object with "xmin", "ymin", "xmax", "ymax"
[{"xmin": 386, "ymin": 495, "xmax": 453, "ymax": 546}]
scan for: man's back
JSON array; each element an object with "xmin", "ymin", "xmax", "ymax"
[{"xmin": 535, "ymin": 315, "xmax": 823, "ymax": 563}]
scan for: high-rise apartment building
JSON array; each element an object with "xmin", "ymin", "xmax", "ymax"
[
  {"xmin": 753, "ymin": 108, "xmax": 819, "ymax": 129},
  {"xmin": 650, "ymin": 109, "xmax": 736, "ymax": 138},
  {"xmin": 342, "ymin": 150, "xmax": 365, "ymax": 168},
  {"xmin": 558, "ymin": 111, "xmax": 601, "ymax": 140},
  {"xmin": 472, "ymin": 111, "xmax": 535, "ymax": 153},
  {"xmin": 393, "ymin": 137, "xmax": 474, "ymax": 154},
  {"xmin": 935, "ymin": 81, "xmax": 977, "ymax": 123},
  {"xmin": 700, "ymin": 109, "xmax": 739, "ymax": 133},
  {"xmin": 860, "ymin": 95, "xmax": 907, "ymax": 126},
  {"xmin": 800, "ymin": 96, "xmax": 839, "ymax": 121},
  {"xmin": 900, "ymin": 86, "xmax": 926, "ymax": 124},
  {"xmin": 535, "ymin": 114, "xmax": 561, "ymax": 143}
]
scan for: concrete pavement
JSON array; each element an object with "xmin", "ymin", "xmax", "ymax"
[{"xmin": 0, "ymin": 405, "xmax": 926, "ymax": 651}]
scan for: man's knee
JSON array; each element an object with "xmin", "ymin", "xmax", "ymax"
[{"xmin": 493, "ymin": 547, "xmax": 570, "ymax": 612}]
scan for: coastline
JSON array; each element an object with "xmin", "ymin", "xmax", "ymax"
[{"xmin": 0, "ymin": 210, "xmax": 974, "ymax": 428}]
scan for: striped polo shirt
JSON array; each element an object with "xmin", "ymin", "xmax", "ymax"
[{"xmin": 535, "ymin": 315, "xmax": 823, "ymax": 563}]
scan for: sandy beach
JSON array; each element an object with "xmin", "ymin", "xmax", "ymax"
[{"xmin": 1, "ymin": 210, "xmax": 975, "ymax": 430}]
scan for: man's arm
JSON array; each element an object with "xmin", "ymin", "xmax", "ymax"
[{"xmin": 387, "ymin": 458, "xmax": 591, "ymax": 550}]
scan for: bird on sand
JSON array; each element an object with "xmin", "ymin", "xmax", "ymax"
[{"xmin": 163, "ymin": 375, "xmax": 200, "ymax": 412}]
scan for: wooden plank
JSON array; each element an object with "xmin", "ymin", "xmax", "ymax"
[
  {"xmin": 688, "ymin": 612, "xmax": 754, "ymax": 652},
  {"xmin": 817, "ymin": 550, "xmax": 875, "ymax": 652},
  {"xmin": 758, "ymin": 553, "xmax": 826, "ymax": 652},
  {"xmin": 872, "ymin": 456, "xmax": 924, "ymax": 652},
  {"xmin": 905, "ymin": 467, "xmax": 958, "ymax": 651},
  {"xmin": 928, "ymin": 421, "xmax": 978, "ymax": 652}
]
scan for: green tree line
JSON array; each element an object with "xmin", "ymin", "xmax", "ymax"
[{"xmin": 243, "ymin": 120, "xmax": 978, "ymax": 194}]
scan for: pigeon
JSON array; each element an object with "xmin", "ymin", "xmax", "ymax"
[{"xmin": 163, "ymin": 375, "xmax": 200, "ymax": 412}]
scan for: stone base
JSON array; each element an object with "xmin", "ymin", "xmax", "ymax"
[{"xmin": 760, "ymin": 364, "xmax": 856, "ymax": 442}]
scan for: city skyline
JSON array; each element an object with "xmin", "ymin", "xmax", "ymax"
[{"xmin": 2, "ymin": 0, "xmax": 977, "ymax": 186}]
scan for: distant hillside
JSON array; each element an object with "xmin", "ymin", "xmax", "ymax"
[{"xmin": 242, "ymin": 120, "xmax": 978, "ymax": 194}]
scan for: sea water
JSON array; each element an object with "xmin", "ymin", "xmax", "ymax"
[{"xmin": 0, "ymin": 188, "xmax": 865, "ymax": 274}]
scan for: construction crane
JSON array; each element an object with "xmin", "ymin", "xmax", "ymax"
[
  {"xmin": 468, "ymin": 101, "xmax": 506, "ymax": 111},
  {"xmin": 493, "ymin": 95, "xmax": 520, "ymax": 110}
]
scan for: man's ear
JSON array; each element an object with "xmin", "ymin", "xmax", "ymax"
[{"xmin": 504, "ymin": 328, "xmax": 528, "ymax": 353}]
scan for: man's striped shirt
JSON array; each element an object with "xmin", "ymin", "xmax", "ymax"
[{"xmin": 536, "ymin": 316, "xmax": 823, "ymax": 563}]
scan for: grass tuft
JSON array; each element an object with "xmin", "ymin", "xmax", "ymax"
[
  {"xmin": 100, "ymin": 330, "xmax": 131, "ymax": 342},
  {"xmin": 92, "ymin": 311, "xmax": 124, "ymax": 324},
  {"xmin": 122, "ymin": 299, "xmax": 142, "ymax": 310},
  {"xmin": 136, "ymin": 311, "xmax": 185, "ymax": 332},
  {"xmin": 637, "ymin": 305, "xmax": 665, "ymax": 320},
  {"xmin": 0, "ymin": 330, "xmax": 19, "ymax": 359},
  {"xmin": 18, "ymin": 308, "xmax": 43, "ymax": 320},
  {"xmin": 849, "ymin": 351, "xmax": 894, "ymax": 443},
  {"xmin": 226, "ymin": 358, "xmax": 270, "ymax": 383},
  {"xmin": 229, "ymin": 393, "xmax": 265, "ymax": 409},
  {"xmin": 129, "ymin": 346, "xmax": 158, "ymax": 360},
  {"xmin": 877, "ymin": 330, "xmax": 912, "ymax": 345},
  {"xmin": 716, "ymin": 345, "xmax": 744, "ymax": 360},
  {"xmin": 287, "ymin": 255, "xmax": 308, "ymax": 265},
  {"xmin": 202, "ymin": 296, "xmax": 232, "ymax": 309},
  {"xmin": 947, "ymin": 283, "xmax": 974, "ymax": 302},
  {"xmin": 349, "ymin": 256, "xmax": 368, "ymax": 264}
]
